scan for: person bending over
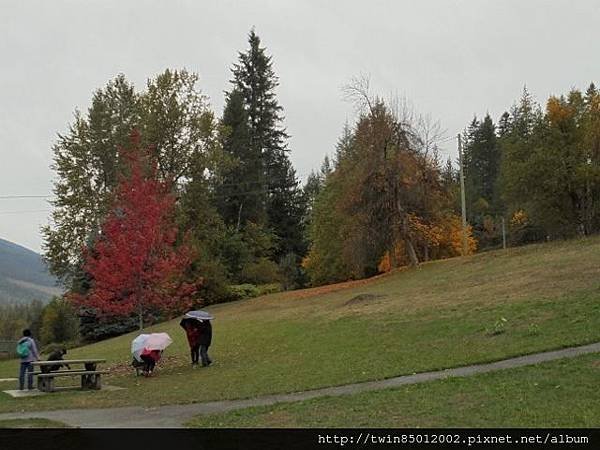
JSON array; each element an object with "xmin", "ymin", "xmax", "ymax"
[
  {"xmin": 140, "ymin": 348, "xmax": 162, "ymax": 376},
  {"xmin": 42, "ymin": 348, "xmax": 71, "ymax": 373}
]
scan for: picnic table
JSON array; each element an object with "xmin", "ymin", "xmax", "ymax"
[{"xmin": 31, "ymin": 359, "xmax": 107, "ymax": 392}]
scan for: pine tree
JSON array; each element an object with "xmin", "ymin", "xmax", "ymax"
[
  {"xmin": 267, "ymin": 153, "xmax": 307, "ymax": 258},
  {"xmin": 497, "ymin": 111, "xmax": 512, "ymax": 138},
  {"xmin": 333, "ymin": 122, "xmax": 354, "ymax": 168},
  {"xmin": 510, "ymin": 86, "xmax": 543, "ymax": 139},
  {"xmin": 216, "ymin": 88, "xmax": 259, "ymax": 228},
  {"xmin": 461, "ymin": 114, "xmax": 503, "ymax": 248},
  {"xmin": 303, "ymin": 171, "xmax": 323, "ymax": 213},
  {"xmin": 223, "ymin": 29, "xmax": 305, "ymax": 259},
  {"xmin": 475, "ymin": 115, "xmax": 500, "ymax": 210}
]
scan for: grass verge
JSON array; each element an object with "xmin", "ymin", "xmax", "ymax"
[
  {"xmin": 0, "ymin": 418, "xmax": 69, "ymax": 428},
  {"xmin": 188, "ymin": 353, "xmax": 600, "ymax": 427}
]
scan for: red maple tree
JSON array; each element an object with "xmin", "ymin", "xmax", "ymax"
[{"xmin": 72, "ymin": 131, "xmax": 198, "ymax": 329}]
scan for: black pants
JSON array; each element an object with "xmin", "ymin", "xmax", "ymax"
[
  {"xmin": 200, "ymin": 345, "xmax": 212, "ymax": 366},
  {"xmin": 140, "ymin": 355, "xmax": 156, "ymax": 373},
  {"xmin": 191, "ymin": 345, "xmax": 200, "ymax": 364}
]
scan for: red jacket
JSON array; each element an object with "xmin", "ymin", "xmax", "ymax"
[
  {"xmin": 141, "ymin": 348, "xmax": 161, "ymax": 362},
  {"xmin": 185, "ymin": 326, "xmax": 201, "ymax": 347}
]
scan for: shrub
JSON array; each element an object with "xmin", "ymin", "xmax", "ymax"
[
  {"xmin": 487, "ymin": 317, "xmax": 508, "ymax": 336},
  {"xmin": 278, "ymin": 253, "xmax": 308, "ymax": 290},
  {"xmin": 240, "ymin": 257, "xmax": 282, "ymax": 284},
  {"xmin": 39, "ymin": 297, "xmax": 79, "ymax": 345},
  {"xmin": 509, "ymin": 209, "xmax": 546, "ymax": 246},
  {"xmin": 527, "ymin": 323, "xmax": 540, "ymax": 336},
  {"xmin": 228, "ymin": 284, "xmax": 261, "ymax": 301},
  {"xmin": 41, "ymin": 341, "xmax": 78, "ymax": 356},
  {"xmin": 190, "ymin": 256, "xmax": 231, "ymax": 305},
  {"xmin": 227, "ymin": 283, "xmax": 282, "ymax": 301},
  {"xmin": 78, "ymin": 308, "xmax": 138, "ymax": 342},
  {"xmin": 0, "ymin": 301, "xmax": 44, "ymax": 341},
  {"xmin": 256, "ymin": 284, "xmax": 282, "ymax": 296}
]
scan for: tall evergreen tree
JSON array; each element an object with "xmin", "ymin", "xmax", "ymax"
[
  {"xmin": 497, "ymin": 111, "xmax": 512, "ymax": 138},
  {"xmin": 303, "ymin": 171, "xmax": 323, "ymax": 215},
  {"xmin": 267, "ymin": 154, "xmax": 307, "ymax": 257},
  {"xmin": 333, "ymin": 122, "xmax": 354, "ymax": 168},
  {"xmin": 509, "ymin": 86, "xmax": 543, "ymax": 139},
  {"xmin": 461, "ymin": 114, "xmax": 503, "ymax": 248},
  {"xmin": 464, "ymin": 114, "xmax": 501, "ymax": 215},
  {"xmin": 221, "ymin": 29, "xmax": 305, "ymax": 259},
  {"xmin": 497, "ymin": 84, "xmax": 600, "ymax": 243},
  {"xmin": 216, "ymin": 89, "xmax": 258, "ymax": 228}
]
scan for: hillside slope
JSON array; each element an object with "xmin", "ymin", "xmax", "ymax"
[
  {"xmin": 0, "ymin": 238, "xmax": 62, "ymax": 304},
  {"xmin": 0, "ymin": 236, "xmax": 599, "ymax": 414}
]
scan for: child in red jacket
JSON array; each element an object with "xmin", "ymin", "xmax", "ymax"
[{"xmin": 181, "ymin": 321, "xmax": 201, "ymax": 366}]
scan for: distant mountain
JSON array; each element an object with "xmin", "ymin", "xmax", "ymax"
[{"xmin": 0, "ymin": 238, "xmax": 63, "ymax": 304}]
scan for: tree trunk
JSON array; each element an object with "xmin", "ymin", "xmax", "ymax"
[
  {"xmin": 585, "ymin": 176, "xmax": 592, "ymax": 235},
  {"xmin": 404, "ymin": 238, "xmax": 419, "ymax": 268},
  {"xmin": 236, "ymin": 202, "xmax": 244, "ymax": 232},
  {"xmin": 138, "ymin": 303, "xmax": 143, "ymax": 330},
  {"xmin": 396, "ymin": 198, "xmax": 420, "ymax": 268}
]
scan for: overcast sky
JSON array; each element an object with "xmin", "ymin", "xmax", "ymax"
[{"xmin": 1, "ymin": 0, "xmax": 599, "ymax": 253}]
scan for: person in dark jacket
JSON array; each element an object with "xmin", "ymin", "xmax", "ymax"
[
  {"xmin": 41, "ymin": 348, "xmax": 71, "ymax": 373},
  {"xmin": 198, "ymin": 320, "xmax": 212, "ymax": 367}
]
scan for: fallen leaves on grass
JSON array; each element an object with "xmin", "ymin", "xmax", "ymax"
[{"xmin": 105, "ymin": 355, "xmax": 189, "ymax": 377}]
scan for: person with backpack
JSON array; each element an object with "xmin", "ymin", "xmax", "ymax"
[{"xmin": 16, "ymin": 329, "xmax": 39, "ymax": 390}]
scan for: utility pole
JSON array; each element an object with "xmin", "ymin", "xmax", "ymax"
[
  {"xmin": 458, "ymin": 134, "xmax": 468, "ymax": 256},
  {"xmin": 501, "ymin": 217, "xmax": 506, "ymax": 250}
]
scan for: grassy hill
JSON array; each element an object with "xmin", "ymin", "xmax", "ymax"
[
  {"xmin": 0, "ymin": 238, "xmax": 62, "ymax": 304},
  {"xmin": 0, "ymin": 236, "xmax": 599, "ymax": 419}
]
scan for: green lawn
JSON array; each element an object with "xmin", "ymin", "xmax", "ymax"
[
  {"xmin": 188, "ymin": 353, "xmax": 600, "ymax": 428},
  {"xmin": 0, "ymin": 418, "xmax": 69, "ymax": 428},
  {"xmin": 1, "ymin": 237, "xmax": 599, "ymax": 415}
]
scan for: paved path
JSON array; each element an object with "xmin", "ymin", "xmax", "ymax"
[{"xmin": 1, "ymin": 342, "xmax": 599, "ymax": 428}]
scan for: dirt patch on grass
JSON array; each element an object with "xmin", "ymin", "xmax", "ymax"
[
  {"xmin": 285, "ymin": 271, "xmax": 398, "ymax": 301},
  {"xmin": 591, "ymin": 360, "xmax": 600, "ymax": 369},
  {"xmin": 344, "ymin": 294, "xmax": 388, "ymax": 306}
]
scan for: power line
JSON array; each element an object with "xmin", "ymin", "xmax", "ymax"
[
  {"xmin": 458, "ymin": 134, "xmax": 468, "ymax": 256},
  {"xmin": 0, "ymin": 195, "xmax": 53, "ymax": 199},
  {"xmin": 209, "ymin": 187, "xmax": 288, "ymax": 199},
  {"xmin": 0, "ymin": 187, "xmax": 289, "ymax": 214},
  {"xmin": 0, "ymin": 209, "xmax": 51, "ymax": 215},
  {"xmin": 0, "ymin": 173, "xmax": 313, "ymax": 201}
]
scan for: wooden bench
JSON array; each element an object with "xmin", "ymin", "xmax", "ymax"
[{"xmin": 32, "ymin": 359, "xmax": 107, "ymax": 393}]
